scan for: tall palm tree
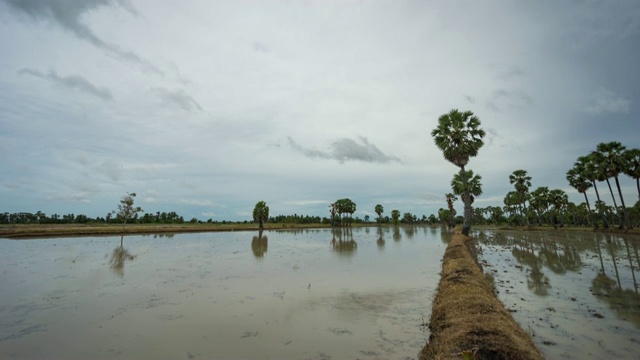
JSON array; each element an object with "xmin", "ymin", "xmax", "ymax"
[
  {"xmin": 581, "ymin": 154, "xmax": 609, "ymax": 228},
  {"xmin": 567, "ymin": 164, "xmax": 594, "ymax": 228},
  {"xmin": 597, "ymin": 142, "xmax": 632, "ymax": 230},
  {"xmin": 451, "ymin": 170, "xmax": 483, "ymax": 214},
  {"xmin": 253, "ymin": 200, "xmax": 269, "ymax": 229},
  {"xmin": 431, "ymin": 109, "xmax": 485, "ymax": 235},
  {"xmin": 624, "ymin": 148, "xmax": 640, "ymax": 200},
  {"xmin": 509, "ymin": 169, "xmax": 532, "ymax": 227},
  {"xmin": 374, "ymin": 204, "xmax": 384, "ymax": 224}
]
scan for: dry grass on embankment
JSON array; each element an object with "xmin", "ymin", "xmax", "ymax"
[{"xmin": 420, "ymin": 231, "xmax": 543, "ymax": 360}]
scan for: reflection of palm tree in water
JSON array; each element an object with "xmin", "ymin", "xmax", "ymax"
[
  {"xmin": 331, "ymin": 227, "xmax": 357, "ymax": 254},
  {"xmin": 510, "ymin": 236, "xmax": 550, "ymax": 296},
  {"xmin": 393, "ymin": 227, "xmax": 401, "ymax": 242},
  {"xmin": 109, "ymin": 235, "xmax": 135, "ymax": 277},
  {"xmin": 591, "ymin": 235, "xmax": 640, "ymax": 328},
  {"xmin": 622, "ymin": 238, "xmax": 638, "ymax": 293},
  {"xmin": 251, "ymin": 231, "xmax": 268, "ymax": 258},
  {"xmin": 376, "ymin": 226, "xmax": 385, "ymax": 248},
  {"xmin": 607, "ymin": 235, "xmax": 622, "ymax": 289}
]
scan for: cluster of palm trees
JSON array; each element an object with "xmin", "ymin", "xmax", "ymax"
[
  {"xmin": 330, "ymin": 198, "xmax": 357, "ymax": 226},
  {"xmin": 566, "ymin": 141, "xmax": 639, "ymax": 230},
  {"xmin": 502, "ymin": 171, "xmax": 572, "ymax": 228},
  {"xmin": 497, "ymin": 142, "xmax": 639, "ymax": 230},
  {"xmin": 430, "ymin": 109, "xmax": 638, "ymax": 232}
]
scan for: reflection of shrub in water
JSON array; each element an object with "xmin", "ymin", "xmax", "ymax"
[
  {"xmin": 252, "ymin": 234, "xmax": 268, "ymax": 257},
  {"xmin": 109, "ymin": 246, "xmax": 135, "ymax": 277}
]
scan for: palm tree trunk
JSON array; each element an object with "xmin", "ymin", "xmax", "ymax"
[
  {"xmin": 582, "ymin": 192, "xmax": 594, "ymax": 228},
  {"xmin": 592, "ymin": 181, "xmax": 608, "ymax": 228},
  {"xmin": 606, "ymin": 178, "xmax": 624, "ymax": 228},
  {"xmin": 460, "ymin": 166, "xmax": 472, "ymax": 236},
  {"xmin": 614, "ymin": 175, "xmax": 633, "ymax": 230}
]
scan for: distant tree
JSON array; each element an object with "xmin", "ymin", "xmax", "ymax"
[
  {"xmin": 334, "ymin": 198, "xmax": 356, "ymax": 226},
  {"xmin": 391, "ymin": 209, "xmax": 401, "ymax": 226},
  {"xmin": 375, "ymin": 204, "xmax": 384, "ymax": 224},
  {"xmin": 509, "ymin": 169, "xmax": 532, "ymax": 227},
  {"xmin": 431, "ymin": 109, "xmax": 485, "ymax": 235},
  {"xmin": 115, "ymin": 192, "xmax": 143, "ymax": 231},
  {"xmin": 445, "ymin": 193, "xmax": 457, "ymax": 228},
  {"xmin": 253, "ymin": 201, "xmax": 269, "ymax": 229},
  {"xmin": 549, "ymin": 189, "xmax": 568, "ymax": 228}
]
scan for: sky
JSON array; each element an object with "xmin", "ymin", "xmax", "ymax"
[{"xmin": 1, "ymin": 0, "xmax": 639, "ymax": 222}]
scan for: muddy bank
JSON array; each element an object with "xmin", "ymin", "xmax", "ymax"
[{"xmin": 420, "ymin": 231, "xmax": 543, "ymax": 360}]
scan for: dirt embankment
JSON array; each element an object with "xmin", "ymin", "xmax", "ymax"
[{"xmin": 420, "ymin": 231, "xmax": 543, "ymax": 360}]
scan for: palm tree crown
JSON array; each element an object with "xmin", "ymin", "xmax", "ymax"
[
  {"xmin": 451, "ymin": 170, "xmax": 483, "ymax": 204},
  {"xmin": 431, "ymin": 109, "xmax": 485, "ymax": 167}
]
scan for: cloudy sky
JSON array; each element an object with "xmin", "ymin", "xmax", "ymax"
[{"xmin": 1, "ymin": 0, "xmax": 639, "ymax": 221}]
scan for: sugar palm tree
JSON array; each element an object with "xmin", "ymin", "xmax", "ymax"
[
  {"xmin": 509, "ymin": 169, "xmax": 532, "ymax": 227},
  {"xmin": 581, "ymin": 154, "xmax": 609, "ymax": 228},
  {"xmin": 253, "ymin": 200, "xmax": 269, "ymax": 229},
  {"xmin": 445, "ymin": 193, "xmax": 458, "ymax": 228},
  {"xmin": 597, "ymin": 141, "xmax": 632, "ymax": 230},
  {"xmin": 549, "ymin": 189, "xmax": 568, "ymax": 228},
  {"xmin": 624, "ymin": 148, "xmax": 640, "ymax": 200},
  {"xmin": 431, "ymin": 109, "xmax": 485, "ymax": 235},
  {"xmin": 566, "ymin": 164, "xmax": 594, "ymax": 228},
  {"xmin": 529, "ymin": 186, "xmax": 550, "ymax": 225},
  {"xmin": 451, "ymin": 170, "xmax": 483, "ymax": 214},
  {"xmin": 374, "ymin": 204, "xmax": 384, "ymax": 224}
]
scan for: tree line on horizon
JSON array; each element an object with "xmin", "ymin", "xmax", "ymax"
[{"xmin": 4, "ymin": 116, "xmax": 638, "ymax": 230}]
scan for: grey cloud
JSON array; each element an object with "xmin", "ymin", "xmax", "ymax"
[
  {"xmin": 485, "ymin": 88, "xmax": 533, "ymax": 111},
  {"xmin": 96, "ymin": 160, "xmax": 122, "ymax": 182},
  {"xmin": 496, "ymin": 66, "xmax": 525, "ymax": 80},
  {"xmin": 152, "ymin": 87, "xmax": 203, "ymax": 112},
  {"xmin": 253, "ymin": 42, "xmax": 270, "ymax": 53},
  {"xmin": 3, "ymin": 0, "xmax": 161, "ymax": 74},
  {"xmin": 18, "ymin": 68, "xmax": 113, "ymax": 101},
  {"xmin": 584, "ymin": 87, "xmax": 630, "ymax": 114},
  {"xmin": 288, "ymin": 136, "xmax": 401, "ymax": 164}
]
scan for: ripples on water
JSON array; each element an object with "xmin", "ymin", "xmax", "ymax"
[
  {"xmin": 0, "ymin": 226, "xmax": 449, "ymax": 360},
  {"xmin": 474, "ymin": 230, "xmax": 640, "ymax": 359}
]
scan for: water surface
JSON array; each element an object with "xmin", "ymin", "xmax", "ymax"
[
  {"xmin": 0, "ymin": 226, "xmax": 448, "ymax": 360},
  {"xmin": 474, "ymin": 230, "xmax": 640, "ymax": 359}
]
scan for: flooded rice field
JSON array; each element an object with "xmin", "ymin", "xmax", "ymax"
[
  {"xmin": 474, "ymin": 230, "xmax": 640, "ymax": 359},
  {"xmin": 0, "ymin": 226, "xmax": 449, "ymax": 360}
]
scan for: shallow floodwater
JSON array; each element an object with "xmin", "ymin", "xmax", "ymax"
[
  {"xmin": 474, "ymin": 230, "xmax": 640, "ymax": 359},
  {"xmin": 0, "ymin": 226, "xmax": 448, "ymax": 360}
]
